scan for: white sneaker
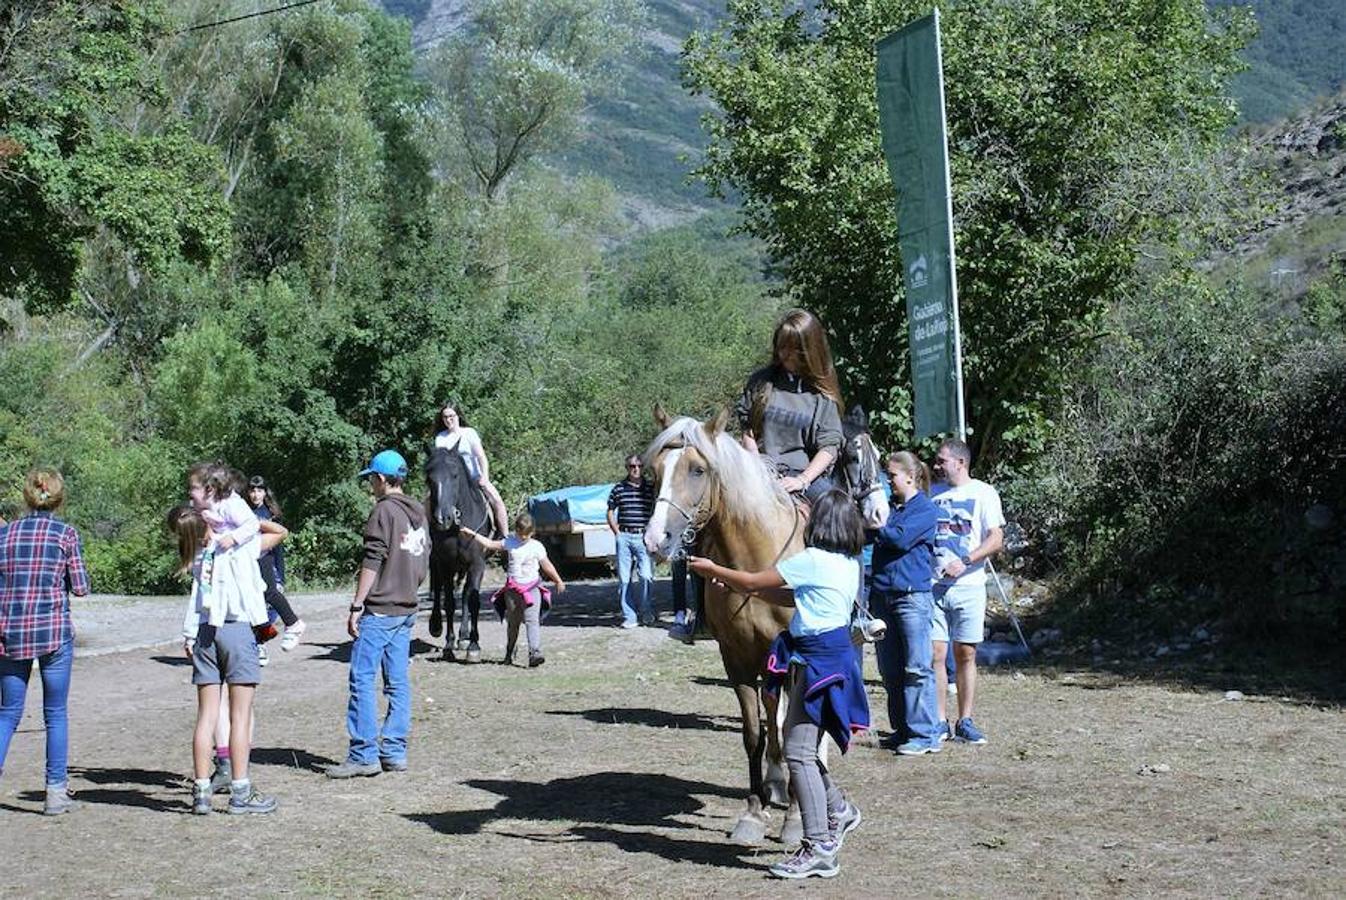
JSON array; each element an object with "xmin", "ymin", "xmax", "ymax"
[
  {"xmin": 257, "ymin": 645, "xmax": 269, "ymax": 667},
  {"xmin": 280, "ymin": 619, "xmax": 307, "ymax": 651}
]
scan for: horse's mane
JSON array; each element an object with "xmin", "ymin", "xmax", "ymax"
[{"xmin": 644, "ymin": 416, "xmax": 793, "ymax": 533}]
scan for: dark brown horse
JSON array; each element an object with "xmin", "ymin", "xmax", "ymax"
[
  {"xmin": 642, "ymin": 409, "xmax": 805, "ymax": 845},
  {"xmin": 424, "ymin": 447, "xmax": 489, "ymax": 662}
]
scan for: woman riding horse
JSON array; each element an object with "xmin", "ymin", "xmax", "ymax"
[{"xmin": 735, "ymin": 309, "xmax": 845, "ymax": 504}]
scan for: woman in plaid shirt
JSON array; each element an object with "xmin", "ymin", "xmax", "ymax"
[{"xmin": 0, "ymin": 468, "xmax": 90, "ymax": 815}]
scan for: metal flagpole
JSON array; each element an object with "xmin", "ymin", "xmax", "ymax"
[{"xmin": 933, "ymin": 8, "xmax": 1028, "ymax": 655}]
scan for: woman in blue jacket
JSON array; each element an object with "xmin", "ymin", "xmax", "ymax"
[{"xmin": 871, "ymin": 451, "xmax": 941, "ymax": 755}]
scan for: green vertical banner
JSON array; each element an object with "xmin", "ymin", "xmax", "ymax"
[{"xmin": 875, "ymin": 9, "xmax": 965, "ymax": 440}]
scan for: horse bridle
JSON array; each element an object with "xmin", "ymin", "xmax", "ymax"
[{"xmin": 653, "ymin": 447, "xmax": 802, "ymax": 567}]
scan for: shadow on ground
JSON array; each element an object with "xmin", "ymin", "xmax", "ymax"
[
  {"xmin": 547, "ymin": 707, "xmax": 739, "ymax": 733},
  {"xmin": 405, "ymin": 772, "xmax": 757, "ymax": 868},
  {"xmin": 24, "ymin": 766, "xmax": 190, "ymax": 813},
  {"xmin": 251, "ymin": 746, "xmax": 339, "ymax": 773}
]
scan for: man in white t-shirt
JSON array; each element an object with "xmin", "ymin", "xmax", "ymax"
[{"xmin": 930, "ymin": 438, "xmax": 1004, "ymax": 746}]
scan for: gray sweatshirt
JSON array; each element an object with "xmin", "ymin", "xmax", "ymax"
[
  {"xmin": 734, "ymin": 366, "xmax": 844, "ymax": 476},
  {"xmin": 360, "ymin": 493, "xmax": 430, "ymax": 615}
]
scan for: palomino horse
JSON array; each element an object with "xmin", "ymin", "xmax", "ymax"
[
  {"xmin": 838, "ymin": 404, "xmax": 890, "ymax": 530},
  {"xmin": 424, "ymin": 447, "xmax": 489, "ymax": 663},
  {"xmin": 642, "ymin": 409, "xmax": 804, "ymax": 845}
]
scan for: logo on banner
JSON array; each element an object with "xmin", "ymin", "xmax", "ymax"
[{"xmin": 909, "ymin": 254, "xmax": 928, "ymax": 289}]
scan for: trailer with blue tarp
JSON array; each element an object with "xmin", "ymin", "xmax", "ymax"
[{"xmin": 527, "ymin": 483, "xmax": 617, "ymax": 564}]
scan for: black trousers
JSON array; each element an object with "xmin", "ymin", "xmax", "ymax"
[{"xmin": 258, "ymin": 553, "xmax": 299, "ymax": 627}]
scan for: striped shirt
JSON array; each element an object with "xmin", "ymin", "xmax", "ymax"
[
  {"xmin": 0, "ymin": 512, "xmax": 90, "ymax": 659},
  {"xmin": 607, "ymin": 480, "xmax": 655, "ymax": 532}
]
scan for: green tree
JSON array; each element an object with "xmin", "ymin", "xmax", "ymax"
[
  {"xmin": 685, "ymin": 0, "xmax": 1252, "ymax": 465},
  {"xmin": 0, "ymin": 1, "xmax": 230, "ymax": 316},
  {"xmin": 424, "ymin": 0, "xmax": 647, "ymax": 199}
]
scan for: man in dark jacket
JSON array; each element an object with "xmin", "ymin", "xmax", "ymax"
[{"xmin": 327, "ymin": 450, "xmax": 429, "ymax": 779}]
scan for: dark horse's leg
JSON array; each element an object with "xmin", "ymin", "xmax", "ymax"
[
  {"xmin": 463, "ymin": 536, "xmax": 485, "ymax": 663},
  {"xmin": 439, "ymin": 545, "xmax": 458, "ymax": 663},
  {"xmin": 428, "ymin": 533, "xmax": 444, "ymax": 639}
]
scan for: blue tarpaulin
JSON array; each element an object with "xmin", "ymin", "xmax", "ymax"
[{"xmin": 528, "ymin": 483, "xmax": 616, "ymax": 529}]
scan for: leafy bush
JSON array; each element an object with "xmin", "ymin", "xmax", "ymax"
[{"xmin": 1008, "ymin": 273, "xmax": 1346, "ymax": 640}]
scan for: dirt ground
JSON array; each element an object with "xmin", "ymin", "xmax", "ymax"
[{"xmin": 2, "ymin": 580, "xmax": 1342, "ymax": 898}]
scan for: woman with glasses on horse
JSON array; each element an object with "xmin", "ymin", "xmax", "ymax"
[
  {"xmin": 735, "ymin": 309, "xmax": 845, "ymax": 505},
  {"xmin": 432, "ymin": 402, "xmax": 509, "ymax": 539}
]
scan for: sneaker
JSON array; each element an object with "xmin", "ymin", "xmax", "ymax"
[
  {"xmin": 280, "ymin": 619, "xmax": 307, "ymax": 651},
  {"xmin": 257, "ymin": 645, "xmax": 269, "ymax": 667},
  {"xmin": 896, "ymin": 739, "xmax": 942, "ymax": 756},
  {"xmin": 325, "ymin": 760, "xmax": 382, "ymax": 779},
  {"xmin": 380, "ymin": 758, "xmax": 408, "ymax": 773},
  {"xmin": 668, "ymin": 622, "xmax": 693, "ymax": 642},
  {"xmin": 937, "ymin": 720, "xmax": 953, "ymax": 743},
  {"xmin": 528, "ymin": 653, "xmax": 546, "ymax": 668},
  {"xmin": 674, "ymin": 610, "xmax": 688, "ymax": 627},
  {"xmin": 829, "ymin": 801, "xmax": 862, "ymax": 848},
  {"xmin": 620, "ymin": 620, "xmax": 639, "ymax": 630},
  {"xmin": 191, "ymin": 783, "xmax": 213, "ymax": 815},
  {"xmin": 955, "ymin": 717, "xmax": 988, "ymax": 745},
  {"xmin": 769, "ymin": 839, "xmax": 840, "ymax": 879},
  {"xmin": 43, "ymin": 784, "xmax": 80, "ymax": 816},
  {"xmin": 209, "ymin": 757, "xmax": 233, "ymax": 794},
  {"xmin": 227, "ymin": 785, "xmax": 278, "ymax": 815},
  {"xmin": 878, "ymin": 732, "xmax": 901, "ymax": 750},
  {"xmin": 640, "ymin": 613, "xmax": 656, "ymax": 626}
]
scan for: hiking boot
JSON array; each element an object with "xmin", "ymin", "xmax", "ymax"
[
  {"xmin": 896, "ymin": 739, "xmax": 942, "ymax": 756},
  {"xmin": 325, "ymin": 760, "xmax": 381, "ymax": 779},
  {"xmin": 769, "ymin": 839, "xmax": 840, "ymax": 879},
  {"xmin": 829, "ymin": 801, "xmax": 862, "ymax": 848},
  {"xmin": 955, "ymin": 717, "xmax": 988, "ymax": 745},
  {"xmin": 528, "ymin": 653, "xmax": 545, "ymax": 668},
  {"xmin": 209, "ymin": 757, "xmax": 232, "ymax": 794},
  {"xmin": 227, "ymin": 783, "xmax": 277, "ymax": 815},
  {"xmin": 380, "ymin": 758, "xmax": 408, "ymax": 773},
  {"xmin": 280, "ymin": 619, "xmax": 307, "ymax": 651},
  {"xmin": 191, "ymin": 783, "xmax": 213, "ymax": 815},
  {"xmin": 43, "ymin": 784, "xmax": 80, "ymax": 816}
]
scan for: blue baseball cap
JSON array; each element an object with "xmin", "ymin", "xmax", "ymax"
[{"xmin": 358, "ymin": 449, "xmax": 408, "ymax": 479}]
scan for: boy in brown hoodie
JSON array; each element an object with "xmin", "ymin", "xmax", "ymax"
[{"xmin": 327, "ymin": 450, "xmax": 429, "ymax": 779}]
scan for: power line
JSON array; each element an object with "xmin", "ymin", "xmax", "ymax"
[{"xmin": 177, "ymin": 0, "xmax": 328, "ymax": 34}]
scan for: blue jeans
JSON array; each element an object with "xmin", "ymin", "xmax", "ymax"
[
  {"xmin": 346, "ymin": 613, "xmax": 415, "ymax": 766},
  {"xmin": 873, "ymin": 591, "xmax": 940, "ymax": 744},
  {"xmin": 615, "ymin": 532, "xmax": 653, "ymax": 625},
  {"xmin": 0, "ymin": 638, "xmax": 74, "ymax": 786}
]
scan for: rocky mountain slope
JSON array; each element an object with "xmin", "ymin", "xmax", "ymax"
[{"xmin": 1221, "ymin": 96, "xmax": 1346, "ymax": 295}]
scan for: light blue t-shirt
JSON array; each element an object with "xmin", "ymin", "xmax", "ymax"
[{"xmin": 775, "ymin": 547, "xmax": 861, "ymax": 636}]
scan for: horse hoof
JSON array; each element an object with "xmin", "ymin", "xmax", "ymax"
[
  {"xmin": 440, "ymin": 648, "xmax": 457, "ymax": 663},
  {"xmin": 455, "ymin": 638, "xmax": 468, "ymax": 651},
  {"xmin": 729, "ymin": 815, "xmax": 770, "ymax": 847},
  {"xmin": 429, "ymin": 611, "xmax": 443, "ymax": 638},
  {"xmin": 765, "ymin": 777, "xmax": 790, "ymax": 808},
  {"xmin": 780, "ymin": 811, "xmax": 803, "ymax": 848},
  {"xmin": 466, "ymin": 644, "xmax": 482, "ymax": 664}
]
